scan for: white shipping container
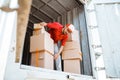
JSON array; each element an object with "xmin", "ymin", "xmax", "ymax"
[{"xmin": 0, "ymin": 0, "xmax": 120, "ymax": 80}]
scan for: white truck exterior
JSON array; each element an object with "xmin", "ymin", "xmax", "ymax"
[{"xmin": 0, "ymin": 0, "xmax": 120, "ymax": 80}]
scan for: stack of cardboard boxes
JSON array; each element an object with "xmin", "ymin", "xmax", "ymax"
[
  {"xmin": 62, "ymin": 29, "xmax": 82, "ymax": 74},
  {"xmin": 30, "ymin": 24, "xmax": 54, "ymax": 70},
  {"xmin": 30, "ymin": 24, "xmax": 82, "ymax": 73}
]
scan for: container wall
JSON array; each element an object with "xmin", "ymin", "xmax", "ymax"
[{"xmin": 54, "ymin": 6, "xmax": 93, "ymax": 76}]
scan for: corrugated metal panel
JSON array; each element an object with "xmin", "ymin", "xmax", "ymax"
[
  {"xmin": 31, "ymin": 7, "xmax": 52, "ymax": 22},
  {"xmin": 57, "ymin": 0, "xmax": 78, "ymax": 10},
  {"xmin": 29, "ymin": 14, "xmax": 40, "ymax": 23},
  {"xmin": 67, "ymin": 10, "xmax": 73, "ymax": 24},
  {"xmin": 78, "ymin": 7, "xmax": 92, "ymax": 75},
  {"xmin": 61, "ymin": 14, "xmax": 67, "ymax": 25},
  {"xmin": 73, "ymin": 7, "xmax": 80, "ymax": 30},
  {"xmin": 41, "ymin": 0, "xmax": 50, "ymax": 3},
  {"xmin": 32, "ymin": 0, "xmax": 45, "ymax": 8},
  {"xmin": 57, "ymin": 16, "xmax": 62, "ymax": 24},
  {"xmin": 29, "ymin": 0, "xmax": 81, "ymax": 25},
  {"xmin": 95, "ymin": 3, "xmax": 120, "ymax": 78},
  {"xmin": 49, "ymin": 0, "xmax": 66, "ymax": 14},
  {"xmin": 41, "ymin": 5, "xmax": 59, "ymax": 19},
  {"xmin": 54, "ymin": 6, "xmax": 92, "ymax": 76},
  {"xmin": 32, "ymin": 0, "xmax": 44, "ymax": 8}
]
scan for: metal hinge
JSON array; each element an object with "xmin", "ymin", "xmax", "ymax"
[
  {"xmin": 92, "ymin": 44, "xmax": 102, "ymax": 49},
  {"xmin": 95, "ymin": 52, "xmax": 103, "ymax": 59},
  {"xmin": 89, "ymin": 25, "xmax": 98, "ymax": 29},
  {"xmin": 94, "ymin": 67, "xmax": 105, "ymax": 71},
  {"xmin": 66, "ymin": 75, "xmax": 75, "ymax": 80}
]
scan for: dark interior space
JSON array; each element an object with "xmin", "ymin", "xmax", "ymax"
[{"xmin": 22, "ymin": 0, "xmax": 92, "ymax": 76}]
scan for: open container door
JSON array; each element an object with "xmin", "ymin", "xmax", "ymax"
[{"xmin": 94, "ymin": 0, "xmax": 120, "ymax": 78}]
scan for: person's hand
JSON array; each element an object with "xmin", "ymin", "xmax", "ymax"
[
  {"xmin": 54, "ymin": 53, "xmax": 59, "ymax": 60},
  {"xmin": 40, "ymin": 22, "xmax": 47, "ymax": 26},
  {"xmin": 79, "ymin": 52, "xmax": 82, "ymax": 61}
]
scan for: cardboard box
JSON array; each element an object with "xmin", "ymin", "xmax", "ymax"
[
  {"xmin": 62, "ymin": 49, "xmax": 82, "ymax": 60},
  {"xmin": 67, "ymin": 29, "xmax": 80, "ymax": 43},
  {"xmin": 30, "ymin": 32, "xmax": 54, "ymax": 54},
  {"xmin": 33, "ymin": 29, "xmax": 40, "ymax": 35},
  {"xmin": 33, "ymin": 27, "xmax": 45, "ymax": 35},
  {"xmin": 63, "ymin": 41, "xmax": 80, "ymax": 51},
  {"xmin": 64, "ymin": 59, "xmax": 81, "ymax": 74},
  {"xmin": 31, "ymin": 51, "xmax": 54, "ymax": 70},
  {"xmin": 34, "ymin": 23, "xmax": 43, "ymax": 30}
]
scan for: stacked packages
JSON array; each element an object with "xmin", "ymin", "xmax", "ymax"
[
  {"xmin": 62, "ymin": 29, "xmax": 82, "ymax": 74},
  {"xmin": 30, "ymin": 24, "xmax": 54, "ymax": 70}
]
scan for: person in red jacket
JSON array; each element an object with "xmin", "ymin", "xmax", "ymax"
[{"xmin": 40, "ymin": 22, "xmax": 74, "ymax": 71}]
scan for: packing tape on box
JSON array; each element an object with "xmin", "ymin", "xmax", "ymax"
[
  {"xmin": 34, "ymin": 24, "xmax": 43, "ymax": 30},
  {"xmin": 31, "ymin": 50, "xmax": 54, "ymax": 56}
]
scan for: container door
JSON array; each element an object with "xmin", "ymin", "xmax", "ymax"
[{"xmin": 95, "ymin": 3, "xmax": 120, "ymax": 78}]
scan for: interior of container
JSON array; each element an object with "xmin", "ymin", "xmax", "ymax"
[{"xmin": 21, "ymin": 0, "xmax": 93, "ymax": 76}]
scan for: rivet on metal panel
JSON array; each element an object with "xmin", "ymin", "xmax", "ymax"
[{"xmin": 94, "ymin": 67, "xmax": 105, "ymax": 71}]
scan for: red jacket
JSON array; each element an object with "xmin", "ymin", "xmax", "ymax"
[{"xmin": 47, "ymin": 22, "xmax": 68, "ymax": 46}]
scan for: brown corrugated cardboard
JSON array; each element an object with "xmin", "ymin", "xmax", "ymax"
[
  {"xmin": 67, "ymin": 29, "xmax": 80, "ymax": 43},
  {"xmin": 30, "ymin": 32, "xmax": 54, "ymax": 54},
  {"xmin": 33, "ymin": 29, "xmax": 40, "ymax": 35},
  {"xmin": 64, "ymin": 59, "xmax": 81, "ymax": 74},
  {"xmin": 62, "ymin": 49, "xmax": 82, "ymax": 60},
  {"xmin": 34, "ymin": 23, "xmax": 43, "ymax": 30},
  {"xmin": 33, "ymin": 27, "xmax": 45, "ymax": 35},
  {"xmin": 63, "ymin": 41, "xmax": 80, "ymax": 51},
  {"xmin": 31, "ymin": 51, "xmax": 54, "ymax": 70}
]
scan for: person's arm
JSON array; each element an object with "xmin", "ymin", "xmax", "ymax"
[
  {"xmin": 47, "ymin": 22, "xmax": 63, "ymax": 29},
  {"xmin": 39, "ymin": 22, "xmax": 63, "ymax": 29},
  {"xmin": 54, "ymin": 36, "xmax": 68, "ymax": 60},
  {"xmin": 54, "ymin": 46, "xmax": 64, "ymax": 60}
]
